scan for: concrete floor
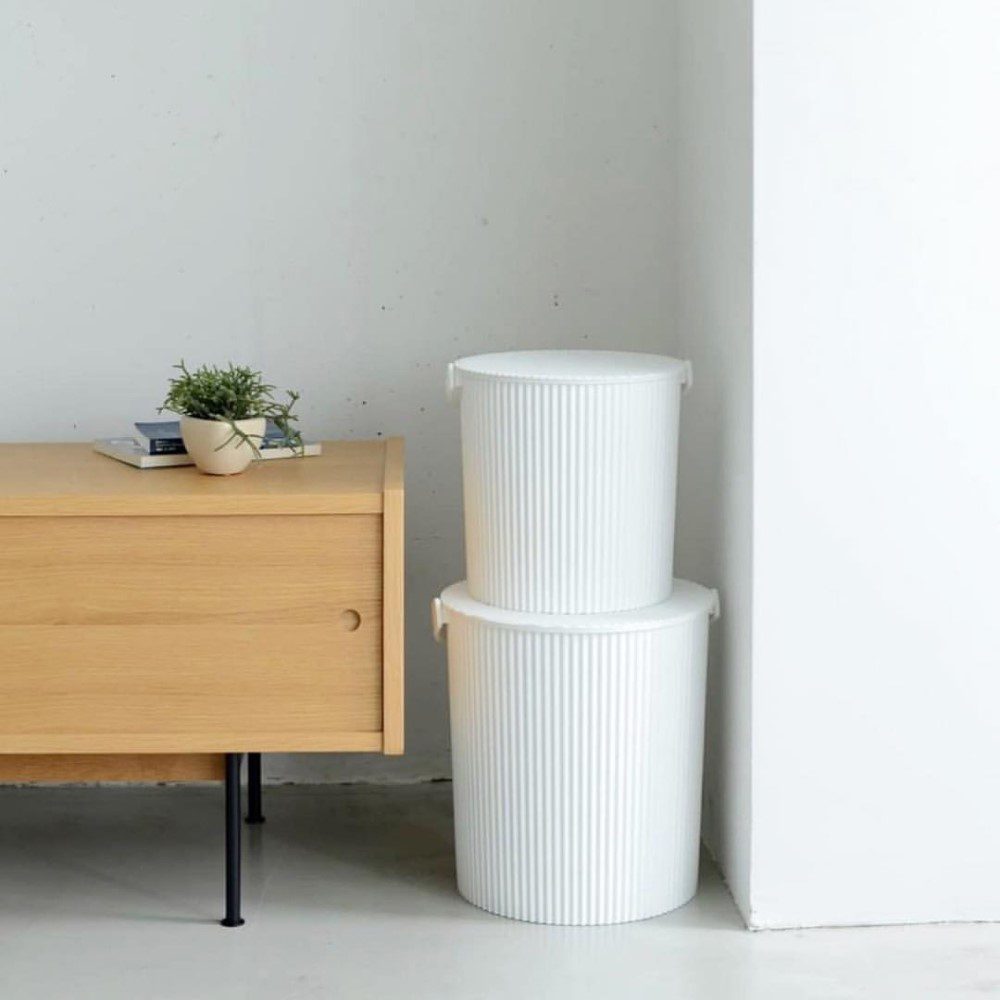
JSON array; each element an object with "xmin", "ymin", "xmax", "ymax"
[{"xmin": 0, "ymin": 783, "xmax": 996, "ymax": 1000}]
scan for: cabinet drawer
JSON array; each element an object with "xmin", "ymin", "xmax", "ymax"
[
  {"xmin": 0, "ymin": 514, "xmax": 385, "ymax": 753},
  {"xmin": 0, "ymin": 515, "xmax": 381, "ymax": 625}
]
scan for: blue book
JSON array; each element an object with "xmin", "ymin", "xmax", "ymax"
[
  {"xmin": 258, "ymin": 420, "xmax": 298, "ymax": 449},
  {"xmin": 134, "ymin": 421, "xmax": 185, "ymax": 455}
]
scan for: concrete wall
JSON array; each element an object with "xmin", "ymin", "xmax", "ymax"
[
  {"xmin": 752, "ymin": 0, "xmax": 1000, "ymax": 926},
  {"xmin": 673, "ymin": 0, "xmax": 753, "ymax": 920},
  {"xmin": 0, "ymin": 1, "xmax": 677, "ymax": 782}
]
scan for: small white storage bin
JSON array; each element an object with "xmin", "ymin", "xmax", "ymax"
[
  {"xmin": 432, "ymin": 579, "xmax": 719, "ymax": 926},
  {"xmin": 448, "ymin": 350, "xmax": 692, "ymax": 614}
]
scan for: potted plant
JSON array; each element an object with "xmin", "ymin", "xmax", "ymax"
[{"xmin": 161, "ymin": 361, "xmax": 303, "ymax": 475}]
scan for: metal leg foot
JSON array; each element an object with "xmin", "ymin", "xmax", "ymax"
[
  {"xmin": 246, "ymin": 752, "xmax": 265, "ymax": 824},
  {"xmin": 221, "ymin": 752, "xmax": 245, "ymax": 927}
]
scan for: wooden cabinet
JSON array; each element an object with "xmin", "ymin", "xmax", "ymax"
[
  {"xmin": 0, "ymin": 439, "xmax": 404, "ymax": 923},
  {"xmin": 0, "ymin": 438, "xmax": 403, "ymax": 763}
]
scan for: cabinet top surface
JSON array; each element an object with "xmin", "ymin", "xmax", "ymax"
[{"xmin": 0, "ymin": 439, "xmax": 403, "ymax": 517}]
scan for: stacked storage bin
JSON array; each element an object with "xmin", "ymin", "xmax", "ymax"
[{"xmin": 433, "ymin": 351, "xmax": 719, "ymax": 925}]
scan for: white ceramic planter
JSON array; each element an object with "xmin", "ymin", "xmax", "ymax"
[
  {"xmin": 180, "ymin": 416, "xmax": 266, "ymax": 476},
  {"xmin": 433, "ymin": 579, "xmax": 719, "ymax": 926},
  {"xmin": 448, "ymin": 350, "xmax": 692, "ymax": 614}
]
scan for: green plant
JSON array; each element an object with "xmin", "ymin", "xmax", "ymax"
[{"xmin": 160, "ymin": 361, "xmax": 303, "ymax": 456}]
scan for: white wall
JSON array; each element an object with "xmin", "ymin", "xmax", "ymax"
[
  {"xmin": 0, "ymin": 1, "xmax": 677, "ymax": 782},
  {"xmin": 674, "ymin": 0, "xmax": 753, "ymax": 920},
  {"xmin": 753, "ymin": 0, "xmax": 1000, "ymax": 926}
]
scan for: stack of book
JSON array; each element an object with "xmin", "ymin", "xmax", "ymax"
[{"xmin": 94, "ymin": 421, "xmax": 321, "ymax": 469}]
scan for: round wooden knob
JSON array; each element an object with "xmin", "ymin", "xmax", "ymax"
[{"xmin": 340, "ymin": 609, "xmax": 362, "ymax": 632}]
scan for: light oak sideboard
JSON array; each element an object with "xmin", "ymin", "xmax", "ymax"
[{"xmin": 0, "ymin": 439, "xmax": 404, "ymax": 926}]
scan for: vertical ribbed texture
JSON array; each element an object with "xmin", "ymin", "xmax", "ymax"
[
  {"xmin": 461, "ymin": 376, "xmax": 681, "ymax": 613},
  {"xmin": 447, "ymin": 615, "xmax": 709, "ymax": 925}
]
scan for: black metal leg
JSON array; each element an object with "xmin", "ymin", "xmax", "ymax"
[
  {"xmin": 246, "ymin": 752, "xmax": 265, "ymax": 824},
  {"xmin": 221, "ymin": 752, "xmax": 245, "ymax": 927}
]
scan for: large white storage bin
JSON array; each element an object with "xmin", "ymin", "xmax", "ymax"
[
  {"xmin": 432, "ymin": 579, "xmax": 719, "ymax": 926},
  {"xmin": 448, "ymin": 350, "xmax": 692, "ymax": 614}
]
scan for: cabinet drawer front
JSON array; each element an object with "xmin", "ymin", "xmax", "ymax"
[
  {"xmin": 0, "ymin": 624, "xmax": 382, "ymax": 752},
  {"xmin": 0, "ymin": 515, "xmax": 381, "ymax": 625}
]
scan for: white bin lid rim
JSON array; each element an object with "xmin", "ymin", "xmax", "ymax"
[
  {"xmin": 438, "ymin": 580, "xmax": 718, "ymax": 633},
  {"xmin": 453, "ymin": 350, "xmax": 688, "ymax": 384}
]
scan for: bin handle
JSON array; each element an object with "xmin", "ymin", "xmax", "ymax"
[
  {"xmin": 431, "ymin": 597, "xmax": 447, "ymax": 643},
  {"xmin": 445, "ymin": 363, "xmax": 462, "ymax": 405},
  {"xmin": 709, "ymin": 589, "xmax": 721, "ymax": 621},
  {"xmin": 681, "ymin": 360, "xmax": 694, "ymax": 395}
]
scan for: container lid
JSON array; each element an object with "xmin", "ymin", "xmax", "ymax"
[
  {"xmin": 435, "ymin": 580, "xmax": 719, "ymax": 638},
  {"xmin": 452, "ymin": 350, "xmax": 690, "ymax": 385}
]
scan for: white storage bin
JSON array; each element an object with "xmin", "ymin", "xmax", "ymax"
[
  {"xmin": 432, "ymin": 579, "xmax": 719, "ymax": 926},
  {"xmin": 448, "ymin": 350, "xmax": 692, "ymax": 614}
]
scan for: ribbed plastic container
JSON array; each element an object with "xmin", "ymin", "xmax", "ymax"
[
  {"xmin": 448, "ymin": 350, "xmax": 692, "ymax": 614},
  {"xmin": 432, "ymin": 579, "xmax": 719, "ymax": 926}
]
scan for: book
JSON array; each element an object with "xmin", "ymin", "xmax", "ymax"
[
  {"xmin": 133, "ymin": 421, "xmax": 187, "ymax": 455},
  {"xmin": 94, "ymin": 437, "xmax": 322, "ymax": 469},
  {"xmin": 134, "ymin": 419, "xmax": 296, "ymax": 455}
]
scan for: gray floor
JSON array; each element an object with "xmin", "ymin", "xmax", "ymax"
[{"xmin": 0, "ymin": 783, "xmax": 996, "ymax": 1000}]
